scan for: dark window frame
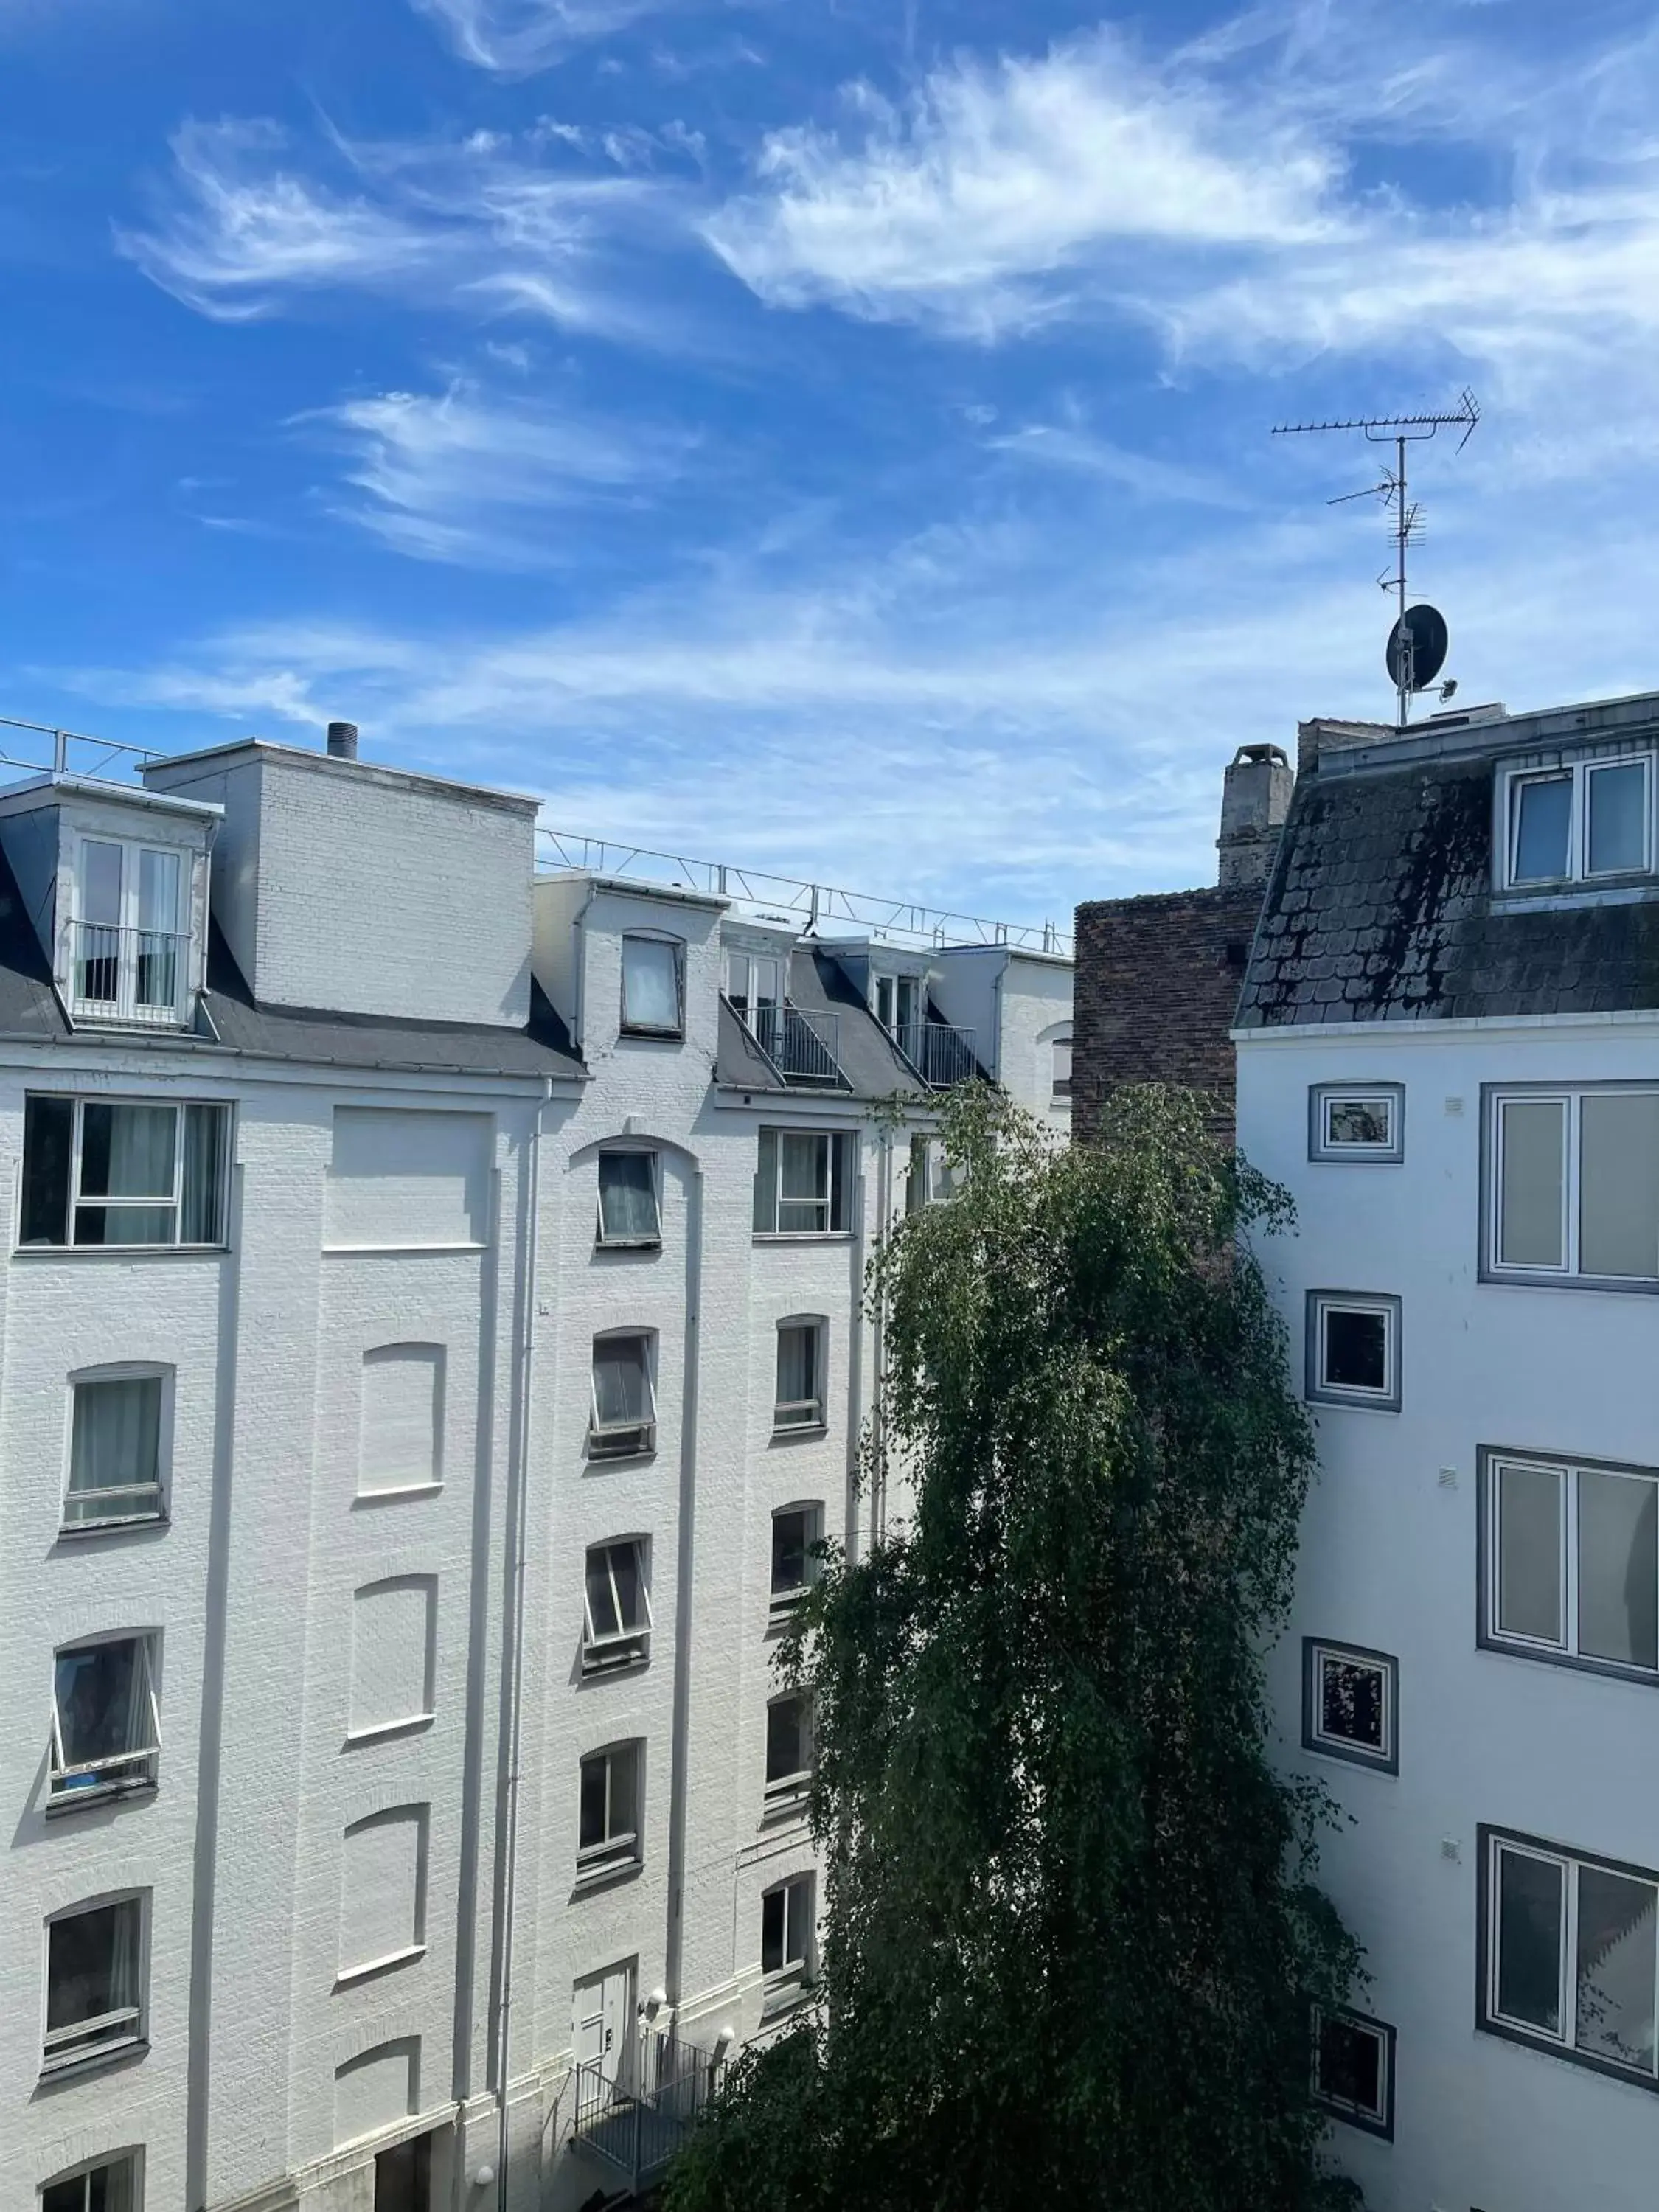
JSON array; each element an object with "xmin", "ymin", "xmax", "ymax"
[
  {"xmin": 1311, "ymin": 2006, "xmax": 1396, "ymax": 2140},
  {"xmin": 1301, "ymin": 1638, "xmax": 1399, "ymax": 1775},
  {"xmin": 19, "ymin": 1093, "xmax": 233, "ymax": 1253},
  {"xmin": 619, "ymin": 933, "xmax": 686, "ymax": 1040},
  {"xmin": 1305, "ymin": 1290, "xmax": 1402, "ymax": 1413},
  {"xmin": 1480, "ymin": 1082, "xmax": 1659, "ymax": 1293}
]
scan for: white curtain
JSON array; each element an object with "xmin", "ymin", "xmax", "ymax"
[
  {"xmin": 69, "ymin": 1377, "xmax": 161, "ymax": 1517},
  {"xmin": 594, "ymin": 1339, "xmax": 649, "ymax": 1427},
  {"xmin": 599, "ymin": 1154, "xmax": 658, "ymax": 1239},
  {"xmin": 99, "ymin": 1103, "xmax": 176, "ymax": 1197},
  {"xmin": 622, "ymin": 939, "xmax": 681, "ymax": 1030},
  {"xmin": 182, "ymin": 1102, "xmax": 226, "ymax": 1244},
  {"xmin": 776, "ymin": 1325, "xmax": 818, "ymax": 1413}
]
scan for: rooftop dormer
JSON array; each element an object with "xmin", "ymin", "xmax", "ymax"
[
  {"xmin": 720, "ymin": 917, "xmax": 846, "ymax": 1089},
  {"xmin": 822, "ymin": 939, "xmax": 978, "ymax": 1090},
  {"xmin": 0, "ymin": 773, "xmax": 219, "ymax": 1032}
]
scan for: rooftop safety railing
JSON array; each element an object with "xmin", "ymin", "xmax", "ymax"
[
  {"xmin": 896, "ymin": 1019, "xmax": 978, "ymax": 1090},
  {"xmin": 732, "ymin": 1000, "xmax": 847, "ymax": 1088},
  {"xmin": 67, "ymin": 920, "xmax": 191, "ymax": 1027}
]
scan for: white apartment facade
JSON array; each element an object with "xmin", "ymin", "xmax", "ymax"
[
  {"xmin": 0, "ymin": 721, "xmax": 1069, "ymax": 2212},
  {"xmin": 1237, "ymin": 690, "xmax": 1659, "ymax": 2212}
]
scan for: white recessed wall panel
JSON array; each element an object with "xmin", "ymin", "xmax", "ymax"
[
  {"xmin": 349, "ymin": 1576, "xmax": 436, "ymax": 1739},
  {"xmin": 339, "ymin": 1806, "xmax": 426, "ymax": 1977},
  {"xmin": 334, "ymin": 2037, "xmax": 419, "ymax": 2148},
  {"xmin": 324, "ymin": 1110, "xmax": 491, "ymax": 1250},
  {"xmin": 359, "ymin": 1344, "xmax": 444, "ymax": 1495}
]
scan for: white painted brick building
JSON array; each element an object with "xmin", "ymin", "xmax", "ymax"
[{"xmin": 0, "ymin": 725, "xmax": 1070, "ymax": 2212}]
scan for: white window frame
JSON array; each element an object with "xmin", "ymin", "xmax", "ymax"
[
  {"xmin": 49, "ymin": 1634, "xmax": 161, "ymax": 1806},
  {"xmin": 62, "ymin": 1365, "xmax": 171, "ymax": 1532},
  {"xmin": 1309, "ymin": 1084, "xmax": 1404, "ymax": 1164},
  {"xmin": 725, "ymin": 948, "xmax": 782, "ymax": 1017},
  {"xmin": 39, "ymin": 2151, "xmax": 145, "ymax": 2212},
  {"xmin": 576, "ymin": 1741, "xmax": 642, "ymax": 1879},
  {"xmin": 1051, "ymin": 1030, "xmax": 1073, "ymax": 1102},
  {"xmin": 1486, "ymin": 1084, "xmax": 1659, "ymax": 1286},
  {"xmin": 67, "ymin": 830, "xmax": 192, "ymax": 1027},
  {"xmin": 582, "ymin": 1537, "xmax": 654, "ymax": 1672},
  {"xmin": 1482, "ymin": 1451, "xmax": 1659, "ymax": 1683},
  {"xmin": 619, "ymin": 933, "xmax": 685, "ymax": 1039},
  {"xmin": 1482, "ymin": 1828, "xmax": 1659, "ymax": 2086},
  {"xmin": 1305, "ymin": 1292, "xmax": 1400, "ymax": 1411},
  {"xmin": 1501, "ymin": 753, "xmax": 1657, "ymax": 890},
  {"xmin": 1301, "ymin": 1638, "xmax": 1397, "ymax": 1773},
  {"xmin": 1310, "ymin": 2006, "xmax": 1394, "ymax": 2138},
  {"xmin": 763, "ymin": 1691, "xmax": 813, "ymax": 1809},
  {"xmin": 773, "ymin": 1317, "xmax": 827, "ymax": 1434},
  {"xmin": 19, "ymin": 1094, "xmax": 232, "ymax": 1252},
  {"xmin": 771, "ymin": 1502, "xmax": 824, "ymax": 1620},
  {"xmin": 587, "ymin": 1331, "xmax": 658, "ymax": 1461},
  {"xmin": 761, "ymin": 1871, "xmax": 815, "ymax": 1989},
  {"xmin": 754, "ymin": 1128, "xmax": 855, "ymax": 1238},
  {"xmin": 595, "ymin": 1149, "xmax": 661, "ymax": 1249},
  {"xmin": 41, "ymin": 1892, "xmax": 147, "ymax": 2075}
]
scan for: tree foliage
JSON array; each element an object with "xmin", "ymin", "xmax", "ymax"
[{"xmin": 667, "ymin": 1084, "xmax": 1364, "ymax": 2212}]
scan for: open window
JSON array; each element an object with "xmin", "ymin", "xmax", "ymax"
[
  {"xmin": 21, "ymin": 1096, "xmax": 230, "ymax": 1250},
  {"xmin": 771, "ymin": 1503, "xmax": 824, "ymax": 1619},
  {"xmin": 1311, "ymin": 2008, "xmax": 1394, "ymax": 2138},
  {"xmin": 761, "ymin": 1872, "xmax": 815, "ymax": 1991},
  {"xmin": 588, "ymin": 1333, "xmax": 657, "ymax": 1461},
  {"xmin": 41, "ymin": 2154, "xmax": 142, "ymax": 2212},
  {"xmin": 753, "ymin": 1129, "xmax": 855, "ymax": 1236},
  {"xmin": 764, "ymin": 1692, "xmax": 813, "ymax": 1809},
  {"xmin": 43, "ymin": 1895, "xmax": 146, "ymax": 2073},
  {"xmin": 582, "ymin": 1539, "xmax": 653, "ymax": 1672},
  {"xmin": 577, "ymin": 1741, "xmax": 642, "ymax": 1881},
  {"xmin": 65, "ymin": 1370, "xmax": 167, "ymax": 1529},
  {"xmin": 773, "ymin": 1318, "xmax": 827, "ymax": 1433},
  {"xmin": 597, "ymin": 1151, "xmax": 661, "ymax": 1248},
  {"xmin": 620, "ymin": 935, "xmax": 684, "ymax": 1038},
  {"xmin": 49, "ymin": 1637, "xmax": 161, "ymax": 1805}
]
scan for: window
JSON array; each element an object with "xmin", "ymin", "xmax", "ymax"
[
  {"xmin": 726, "ymin": 950, "xmax": 782, "ymax": 1020},
  {"xmin": 577, "ymin": 1742, "xmax": 641, "ymax": 1879},
  {"xmin": 21, "ymin": 1096, "xmax": 229, "ymax": 1250},
  {"xmin": 597, "ymin": 1151, "xmax": 660, "ymax": 1247},
  {"xmin": 1051, "ymin": 1030, "xmax": 1073, "ymax": 1102},
  {"xmin": 65, "ymin": 1373, "xmax": 166, "ymax": 1528},
  {"xmin": 753, "ymin": 1129, "xmax": 855, "ymax": 1236},
  {"xmin": 1487, "ymin": 1086, "xmax": 1659, "ymax": 1284},
  {"xmin": 44, "ymin": 1896, "xmax": 145, "ymax": 2072},
  {"xmin": 1483, "ymin": 1453, "xmax": 1658, "ymax": 1680},
  {"xmin": 771, "ymin": 1504, "xmax": 824, "ymax": 1617},
  {"xmin": 1482, "ymin": 1828, "xmax": 1659, "ymax": 2087},
  {"xmin": 773, "ymin": 1320, "xmax": 826, "ymax": 1432},
  {"xmin": 761, "ymin": 1873, "xmax": 814, "ymax": 1985},
  {"xmin": 582, "ymin": 1540, "xmax": 653, "ymax": 1672},
  {"xmin": 50, "ymin": 1638, "xmax": 161, "ymax": 1805},
  {"xmin": 1312, "ymin": 2008, "xmax": 1395, "ymax": 2138},
  {"xmin": 1503, "ymin": 754, "xmax": 1654, "ymax": 888},
  {"xmin": 71, "ymin": 834, "xmax": 189, "ymax": 1024},
  {"xmin": 588, "ymin": 1334, "xmax": 656, "ymax": 1461},
  {"xmin": 765, "ymin": 1693, "xmax": 813, "ymax": 1807},
  {"xmin": 1306, "ymin": 1293, "xmax": 1400, "ymax": 1411},
  {"xmin": 41, "ymin": 2154, "xmax": 142, "ymax": 2212},
  {"xmin": 1309, "ymin": 1084, "xmax": 1404, "ymax": 1164},
  {"xmin": 1301, "ymin": 1640, "xmax": 1397, "ymax": 1773},
  {"xmin": 620, "ymin": 936, "xmax": 684, "ymax": 1037}
]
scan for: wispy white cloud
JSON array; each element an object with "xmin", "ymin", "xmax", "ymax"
[
  {"xmin": 986, "ymin": 420, "xmax": 1247, "ymax": 509},
  {"xmin": 410, "ymin": 0, "xmax": 677, "ymax": 75}
]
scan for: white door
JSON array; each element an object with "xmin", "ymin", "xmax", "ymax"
[{"xmin": 574, "ymin": 1960, "xmax": 636, "ymax": 2103}]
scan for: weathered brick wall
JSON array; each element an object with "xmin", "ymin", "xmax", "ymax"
[{"xmin": 1071, "ymin": 885, "xmax": 1264, "ymax": 1141}]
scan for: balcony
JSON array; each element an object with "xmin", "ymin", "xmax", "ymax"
[
  {"xmin": 67, "ymin": 920, "xmax": 190, "ymax": 1028},
  {"xmin": 896, "ymin": 1018, "xmax": 978, "ymax": 1089},
  {"xmin": 573, "ymin": 2028, "xmax": 722, "ymax": 2191},
  {"xmin": 731, "ymin": 1000, "xmax": 847, "ymax": 1088}
]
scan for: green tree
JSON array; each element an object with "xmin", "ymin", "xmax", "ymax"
[{"xmin": 668, "ymin": 1085, "xmax": 1363, "ymax": 2212}]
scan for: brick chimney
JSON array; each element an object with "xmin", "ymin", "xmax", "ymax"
[{"xmin": 1217, "ymin": 743, "xmax": 1293, "ymax": 888}]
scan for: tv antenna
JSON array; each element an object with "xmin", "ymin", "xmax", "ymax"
[{"xmin": 1273, "ymin": 389, "xmax": 1479, "ymax": 728}]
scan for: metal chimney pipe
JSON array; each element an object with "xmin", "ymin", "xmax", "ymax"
[{"xmin": 325, "ymin": 720, "xmax": 359, "ymax": 761}]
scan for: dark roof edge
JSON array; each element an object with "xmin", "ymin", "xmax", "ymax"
[{"xmin": 1320, "ymin": 686, "xmax": 1659, "ymax": 782}]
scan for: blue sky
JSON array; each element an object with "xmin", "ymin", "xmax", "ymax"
[{"xmin": 4, "ymin": 0, "xmax": 1659, "ymax": 928}]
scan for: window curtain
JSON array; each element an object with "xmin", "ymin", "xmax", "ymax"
[
  {"xmin": 778, "ymin": 1133, "xmax": 827, "ymax": 1230},
  {"xmin": 55, "ymin": 1643, "xmax": 140, "ymax": 1770},
  {"xmin": 49, "ymin": 1900, "xmax": 139, "ymax": 2032},
  {"xmin": 181, "ymin": 1102, "xmax": 227, "ymax": 1244},
  {"xmin": 85, "ymin": 1103, "xmax": 175, "ymax": 1197},
  {"xmin": 69, "ymin": 1377, "xmax": 161, "ymax": 1517},
  {"xmin": 600, "ymin": 1155, "xmax": 657, "ymax": 1239},
  {"xmin": 622, "ymin": 939, "xmax": 681, "ymax": 1030},
  {"xmin": 776, "ymin": 1326, "xmax": 818, "ymax": 1411},
  {"xmin": 594, "ymin": 1340, "xmax": 649, "ymax": 1427}
]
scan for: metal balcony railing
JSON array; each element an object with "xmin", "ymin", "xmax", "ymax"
[
  {"xmin": 67, "ymin": 920, "xmax": 190, "ymax": 1027},
  {"xmin": 573, "ymin": 2028, "xmax": 721, "ymax": 2190},
  {"xmin": 896, "ymin": 1019, "xmax": 978, "ymax": 1089},
  {"xmin": 733, "ymin": 1000, "xmax": 846, "ymax": 1088}
]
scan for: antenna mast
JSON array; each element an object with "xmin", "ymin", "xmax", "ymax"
[{"xmin": 1273, "ymin": 389, "xmax": 1479, "ymax": 727}]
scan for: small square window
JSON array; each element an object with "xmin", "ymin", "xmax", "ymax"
[
  {"xmin": 597, "ymin": 1152, "xmax": 660, "ymax": 1246},
  {"xmin": 1307, "ymin": 1293, "xmax": 1400, "ymax": 1411},
  {"xmin": 582, "ymin": 1540, "xmax": 653, "ymax": 1672},
  {"xmin": 1301, "ymin": 1640, "xmax": 1397, "ymax": 1773},
  {"xmin": 65, "ymin": 1373, "xmax": 166, "ymax": 1528},
  {"xmin": 771, "ymin": 1504, "xmax": 824, "ymax": 1616},
  {"xmin": 50, "ymin": 1637, "xmax": 161, "ymax": 1805},
  {"xmin": 773, "ymin": 1320, "xmax": 826, "ymax": 1433},
  {"xmin": 577, "ymin": 1742, "xmax": 641, "ymax": 1879},
  {"xmin": 620, "ymin": 937, "xmax": 684, "ymax": 1037},
  {"xmin": 41, "ymin": 2154, "xmax": 142, "ymax": 2212},
  {"xmin": 44, "ymin": 1896, "xmax": 146, "ymax": 2073},
  {"xmin": 764, "ymin": 1693, "xmax": 813, "ymax": 1807},
  {"xmin": 1312, "ymin": 2008, "xmax": 1394, "ymax": 2138},
  {"xmin": 1310, "ymin": 1085, "xmax": 1403, "ymax": 1164},
  {"xmin": 588, "ymin": 1334, "xmax": 656, "ymax": 1461},
  {"xmin": 761, "ymin": 1872, "xmax": 815, "ymax": 1985}
]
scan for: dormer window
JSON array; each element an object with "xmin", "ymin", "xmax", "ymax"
[
  {"xmin": 1503, "ymin": 755, "xmax": 1655, "ymax": 889},
  {"xmin": 621, "ymin": 934, "xmax": 684, "ymax": 1038},
  {"xmin": 873, "ymin": 973, "xmax": 920, "ymax": 1034},
  {"xmin": 71, "ymin": 835, "xmax": 190, "ymax": 1026}
]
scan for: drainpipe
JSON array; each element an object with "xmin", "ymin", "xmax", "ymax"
[
  {"xmin": 495, "ymin": 1076, "xmax": 551, "ymax": 2212},
  {"xmin": 664, "ymin": 1163, "xmax": 706, "ymax": 2012}
]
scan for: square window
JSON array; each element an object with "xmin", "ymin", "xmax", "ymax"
[
  {"xmin": 582, "ymin": 1540, "xmax": 653, "ymax": 1672},
  {"xmin": 1484, "ymin": 1454, "xmax": 1658, "ymax": 1680},
  {"xmin": 761, "ymin": 1873, "xmax": 814, "ymax": 1981},
  {"xmin": 1487, "ymin": 1087, "xmax": 1659, "ymax": 1285},
  {"xmin": 1312, "ymin": 2009, "xmax": 1394, "ymax": 2137},
  {"xmin": 1310, "ymin": 1085, "xmax": 1403, "ymax": 1163},
  {"xmin": 1302, "ymin": 1640, "xmax": 1397, "ymax": 1773},
  {"xmin": 771, "ymin": 1505, "xmax": 824, "ymax": 1615},
  {"xmin": 588, "ymin": 1335, "xmax": 656, "ymax": 1461},
  {"xmin": 1307, "ymin": 1293, "xmax": 1399, "ymax": 1411},
  {"xmin": 1509, "ymin": 772, "xmax": 1573, "ymax": 884},
  {"xmin": 50, "ymin": 1638, "xmax": 161, "ymax": 1804},
  {"xmin": 597, "ymin": 1152, "xmax": 660, "ymax": 1246},
  {"xmin": 40, "ymin": 2154, "xmax": 141, "ymax": 2212},
  {"xmin": 753, "ymin": 1130, "xmax": 855, "ymax": 1236},
  {"xmin": 577, "ymin": 1743, "xmax": 641, "ymax": 1877},
  {"xmin": 620, "ymin": 937, "xmax": 683, "ymax": 1037},
  {"xmin": 773, "ymin": 1321, "xmax": 825, "ymax": 1432},
  {"xmin": 66, "ymin": 1374, "xmax": 165, "ymax": 1528},
  {"xmin": 20, "ymin": 1096, "xmax": 229, "ymax": 1251},
  {"xmin": 764, "ymin": 1694, "xmax": 813, "ymax": 1805},
  {"xmin": 44, "ymin": 1897, "xmax": 145, "ymax": 2071}
]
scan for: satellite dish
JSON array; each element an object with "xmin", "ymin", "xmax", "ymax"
[{"xmin": 1385, "ymin": 603, "xmax": 1449, "ymax": 692}]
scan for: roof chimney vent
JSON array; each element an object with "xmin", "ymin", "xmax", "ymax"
[
  {"xmin": 1217, "ymin": 742, "xmax": 1294, "ymax": 890},
  {"xmin": 326, "ymin": 720, "xmax": 359, "ymax": 761}
]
